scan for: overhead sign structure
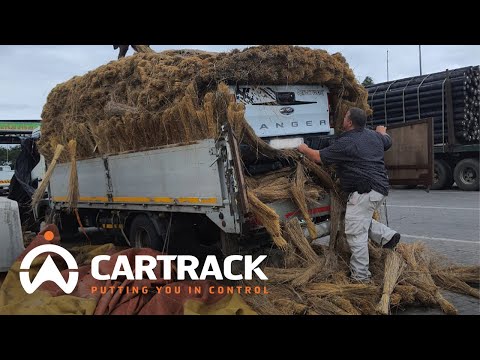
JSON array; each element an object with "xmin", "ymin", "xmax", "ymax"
[{"xmin": 0, "ymin": 121, "xmax": 41, "ymax": 132}]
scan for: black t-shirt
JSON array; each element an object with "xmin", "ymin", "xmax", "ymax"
[{"xmin": 319, "ymin": 128, "xmax": 392, "ymax": 196}]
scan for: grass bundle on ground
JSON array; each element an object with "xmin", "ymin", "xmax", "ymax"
[
  {"xmin": 396, "ymin": 243, "xmax": 458, "ymax": 315},
  {"xmin": 284, "ymin": 218, "xmax": 318, "ymax": 265},
  {"xmin": 245, "ymin": 241, "xmax": 478, "ymax": 315},
  {"xmin": 376, "ymin": 251, "xmax": 406, "ymax": 315}
]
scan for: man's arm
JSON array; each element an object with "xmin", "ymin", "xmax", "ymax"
[
  {"xmin": 298, "ymin": 143, "xmax": 321, "ymax": 163},
  {"xmin": 298, "ymin": 137, "xmax": 349, "ymax": 165},
  {"xmin": 376, "ymin": 126, "xmax": 392, "ymax": 150}
]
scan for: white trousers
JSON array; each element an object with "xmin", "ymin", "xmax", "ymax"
[{"xmin": 345, "ymin": 190, "xmax": 397, "ymax": 280}]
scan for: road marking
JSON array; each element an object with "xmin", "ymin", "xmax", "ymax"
[
  {"xmin": 387, "ymin": 205, "xmax": 479, "ymax": 211},
  {"xmin": 402, "ymin": 234, "xmax": 479, "ymax": 244}
]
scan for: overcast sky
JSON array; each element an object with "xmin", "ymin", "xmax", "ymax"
[{"xmin": 0, "ymin": 45, "xmax": 478, "ymax": 120}]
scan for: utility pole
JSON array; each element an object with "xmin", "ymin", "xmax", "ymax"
[
  {"xmin": 387, "ymin": 49, "xmax": 390, "ymax": 81},
  {"xmin": 419, "ymin": 45, "xmax": 423, "ymax": 75}
]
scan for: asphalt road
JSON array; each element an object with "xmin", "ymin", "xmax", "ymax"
[
  {"xmin": 385, "ymin": 188, "xmax": 480, "ymax": 315},
  {"xmin": 386, "ymin": 189, "xmax": 480, "ymax": 266}
]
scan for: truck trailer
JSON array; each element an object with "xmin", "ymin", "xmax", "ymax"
[{"xmin": 366, "ymin": 66, "xmax": 479, "ymax": 191}]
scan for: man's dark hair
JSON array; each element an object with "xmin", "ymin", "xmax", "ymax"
[{"xmin": 348, "ymin": 107, "xmax": 367, "ymax": 128}]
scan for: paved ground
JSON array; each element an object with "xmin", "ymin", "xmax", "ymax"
[{"xmin": 386, "ymin": 188, "xmax": 480, "ymax": 315}]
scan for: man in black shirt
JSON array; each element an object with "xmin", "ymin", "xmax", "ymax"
[
  {"xmin": 113, "ymin": 45, "xmax": 150, "ymax": 59},
  {"xmin": 298, "ymin": 107, "xmax": 400, "ymax": 282}
]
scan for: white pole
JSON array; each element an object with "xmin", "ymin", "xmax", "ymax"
[
  {"xmin": 387, "ymin": 49, "xmax": 390, "ymax": 81},
  {"xmin": 419, "ymin": 45, "xmax": 423, "ymax": 75}
]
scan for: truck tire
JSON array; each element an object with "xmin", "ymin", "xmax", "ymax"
[
  {"xmin": 431, "ymin": 159, "xmax": 453, "ymax": 190},
  {"xmin": 129, "ymin": 214, "xmax": 164, "ymax": 250},
  {"xmin": 454, "ymin": 158, "xmax": 479, "ymax": 191},
  {"xmin": 57, "ymin": 212, "xmax": 79, "ymax": 239}
]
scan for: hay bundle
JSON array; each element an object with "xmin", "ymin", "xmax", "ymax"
[
  {"xmin": 274, "ymin": 299, "xmax": 319, "ymax": 315},
  {"xmin": 376, "ymin": 251, "xmax": 406, "ymax": 315},
  {"xmin": 432, "ymin": 272, "xmax": 480, "ymax": 299},
  {"xmin": 31, "ymin": 144, "xmax": 64, "ymax": 208},
  {"xmin": 397, "ymin": 243, "xmax": 458, "ymax": 315},
  {"xmin": 66, "ymin": 140, "xmax": 79, "ymax": 210},
  {"xmin": 290, "ymin": 163, "xmax": 317, "ymax": 240},
  {"xmin": 433, "ymin": 265, "xmax": 480, "ymax": 286},
  {"xmin": 304, "ymin": 283, "xmax": 380, "ymax": 298},
  {"xmin": 40, "ymin": 45, "xmax": 370, "ymax": 162},
  {"xmin": 328, "ymin": 296, "xmax": 361, "ymax": 315},
  {"xmin": 247, "ymin": 190, "xmax": 288, "ymax": 250},
  {"xmin": 284, "ymin": 217, "xmax": 318, "ymax": 265}
]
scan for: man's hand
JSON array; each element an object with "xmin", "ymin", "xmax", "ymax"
[
  {"xmin": 297, "ymin": 144, "xmax": 321, "ymax": 163},
  {"xmin": 376, "ymin": 126, "xmax": 387, "ymax": 135},
  {"xmin": 298, "ymin": 143, "xmax": 309, "ymax": 154}
]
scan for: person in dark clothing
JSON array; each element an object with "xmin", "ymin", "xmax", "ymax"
[
  {"xmin": 298, "ymin": 107, "xmax": 401, "ymax": 282},
  {"xmin": 113, "ymin": 45, "xmax": 149, "ymax": 59},
  {"xmin": 114, "ymin": 45, "xmax": 130, "ymax": 59}
]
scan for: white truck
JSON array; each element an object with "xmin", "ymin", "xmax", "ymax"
[
  {"xmin": 25, "ymin": 85, "xmax": 431, "ymax": 258},
  {"xmin": 37, "ymin": 85, "xmax": 333, "ymax": 256},
  {"xmin": 0, "ymin": 165, "xmax": 14, "ymax": 196}
]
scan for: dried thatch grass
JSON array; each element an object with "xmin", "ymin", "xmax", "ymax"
[
  {"xmin": 434, "ymin": 265, "xmax": 480, "ymax": 285},
  {"xmin": 249, "ymin": 242, "xmax": 476, "ymax": 315},
  {"xmin": 290, "ymin": 163, "xmax": 316, "ymax": 240},
  {"xmin": 304, "ymin": 283, "xmax": 379, "ymax": 298},
  {"xmin": 376, "ymin": 251, "xmax": 406, "ymax": 315},
  {"xmin": 274, "ymin": 299, "xmax": 319, "ymax": 315},
  {"xmin": 40, "ymin": 45, "xmax": 371, "ymax": 163},
  {"xmin": 133, "ymin": 45, "xmax": 154, "ymax": 54},
  {"xmin": 31, "ymin": 144, "xmax": 64, "ymax": 208},
  {"xmin": 397, "ymin": 242, "xmax": 458, "ymax": 315},
  {"xmin": 284, "ymin": 218, "xmax": 318, "ymax": 265},
  {"xmin": 247, "ymin": 190, "xmax": 287, "ymax": 249},
  {"xmin": 328, "ymin": 295, "xmax": 361, "ymax": 315},
  {"xmin": 393, "ymin": 285, "xmax": 417, "ymax": 304},
  {"xmin": 263, "ymin": 267, "xmax": 305, "ymax": 284},
  {"xmin": 432, "ymin": 272, "xmax": 480, "ymax": 299},
  {"xmin": 309, "ymin": 297, "xmax": 350, "ymax": 315},
  {"xmin": 66, "ymin": 140, "xmax": 79, "ymax": 210},
  {"xmin": 290, "ymin": 263, "xmax": 323, "ymax": 287}
]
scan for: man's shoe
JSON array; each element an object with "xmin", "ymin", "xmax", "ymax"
[
  {"xmin": 383, "ymin": 233, "xmax": 401, "ymax": 249},
  {"xmin": 349, "ymin": 277, "xmax": 373, "ymax": 284}
]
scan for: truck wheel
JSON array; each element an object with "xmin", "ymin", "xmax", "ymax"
[
  {"xmin": 454, "ymin": 158, "xmax": 479, "ymax": 191},
  {"xmin": 129, "ymin": 214, "xmax": 164, "ymax": 250},
  {"xmin": 431, "ymin": 159, "xmax": 453, "ymax": 190},
  {"xmin": 57, "ymin": 212, "xmax": 79, "ymax": 239}
]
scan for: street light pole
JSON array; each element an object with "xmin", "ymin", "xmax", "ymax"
[
  {"xmin": 387, "ymin": 49, "xmax": 389, "ymax": 81},
  {"xmin": 419, "ymin": 45, "xmax": 423, "ymax": 75}
]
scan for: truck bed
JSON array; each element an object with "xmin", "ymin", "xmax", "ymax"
[
  {"xmin": 49, "ymin": 137, "xmax": 332, "ymax": 236},
  {"xmin": 50, "ymin": 139, "xmax": 242, "ymax": 233}
]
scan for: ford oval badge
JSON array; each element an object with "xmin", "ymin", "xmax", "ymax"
[{"xmin": 280, "ymin": 107, "xmax": 294, "ymax": 115}]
